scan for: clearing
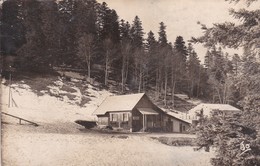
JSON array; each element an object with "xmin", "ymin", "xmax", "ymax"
[{"xmin": 1, "ymin": 76, "xmax": 214, "ymax": 166}]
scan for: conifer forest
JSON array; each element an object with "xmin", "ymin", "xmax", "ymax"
[{"xmin": 0, "ymin": 0, "xmax": 259, "ymax": 165}]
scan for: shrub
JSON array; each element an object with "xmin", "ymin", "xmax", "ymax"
[
  {"xmin": 60, "ymin": 85, "xmax": 77, "ymax": 93},
  {"xmin": 79, "ymin": 96, "xmax": 91, "ymax": 107},
  {"xmin": 65, "ymin": 93, "xmax": 77, "ymax": 100},
  {"xmin": 195, "ymin": 112, "xmax": 260, "ymax": 166},
  {"xmin": 153, "ymin": 137, "xmax": 195, "ymax": 146}
]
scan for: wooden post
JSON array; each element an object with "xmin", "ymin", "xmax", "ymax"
[
  {"xmin": 143, "ymin": 114, "xmax": 145, "ymax": 132},
  {"xmin": 144, "ymin": 115, "xmax": 146, "ymax": 131},
  {"xmin": 129, "ymin": 112, "xmax": 132, "ymax": 132},
  {"xmin": 119, "ymin": 113, "xmax": 121, "ymax": 128},
  {"xmin": 8, "ymin": 73, "xmax": 11, "ymax": 108},
  {"xmin": 10, "ymin": 89, "xmax": 13, "ymax": 107}
]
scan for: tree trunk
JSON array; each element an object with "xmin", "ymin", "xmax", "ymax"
[
  {"xmin": 164, "ymin": 71, "xmax": 168, "ymax": 106},
  {"xmin": 155, "ymin": 68, "xmax": 160, "ymax": 100},
  {"xmin": 190, "ymin": 80, "xmax": 194, "ymax": 98},
  {"xmin": 121, "ymin": 59, "xmax": 125, "ymax": 92},
  {"xmin": 171, "ymin": 65, "xmax": 177, "ymax": 106},
  {"xmin": 138, "ymin": 66, "xmax": 142, "ymax": 93},
  {"xmin": 88, "ymin": 50, "xmax": 91, "ymax": 80},
  {"xmin": 196, "ymin": 66, "xmax": 201, "ymax": 98},
  {"xmin": 121, "ymin": 50, "xmax": 130, "ymax": 93},
  {"xmin": 105, "ymin": 53, "xmax": 109, "ymax": 86},
  {"xmin": 172, "ymin": 81, "xmax": 176, "ymax": 107}
]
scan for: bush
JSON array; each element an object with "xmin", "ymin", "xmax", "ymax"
[
  {"xmin": 65, "ymin": 93, "xmax": 77, "ymax": 100},
  {"xmin": 152, "ymin": 137, "xmax": 195, "ymax": 146},
  {"xmin": 195, "ymin": 112, "xmax": 260, "ymax": 166},
  {"xmin": 60, "ymin": 85, "xmax": 77, "ymax": 93},
  {"xmin": 79, "ymin": 96, "xmax": 91, "ymax": 107}
]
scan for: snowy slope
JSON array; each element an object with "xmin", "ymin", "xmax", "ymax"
[
  {"xmin": 1, "ymin": 77, "xmax": 112, "ymax": 124},
  {"xmin": 1, "ymin": 77, "xmax": 214, "ymax": 166}
]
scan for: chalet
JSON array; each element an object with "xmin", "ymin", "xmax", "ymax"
[
  {"xmin": 93, "ymin": 93, "xmax": 190, "ymax": 133},
  {"xmin": 185, "ymin": 103, "xmax": 241, "ymax": 123}
]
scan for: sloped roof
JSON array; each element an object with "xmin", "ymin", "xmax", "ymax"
[
  {"xmin": 189, "ymin": 103, "xmax": 241, "ymax": 116},
  {"xmin": 166, "ymin": 111, "xmax": 191, "ymax": 124},
  {"xmin": 93, "ymin": 93, "xmax": 145, "ymax": 115},
  {"xmin": 137, "ymin": 108, "xmax": 159, "ymax": 115}
]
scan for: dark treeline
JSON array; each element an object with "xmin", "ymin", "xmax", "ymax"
[{"xmin": 0, "ymin": 0, "xmax": 247, "ymax": 108}]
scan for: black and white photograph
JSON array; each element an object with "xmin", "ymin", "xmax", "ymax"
[{"xmin": 0, "ymin": 0, "xmax": 259, "ymax": 165}]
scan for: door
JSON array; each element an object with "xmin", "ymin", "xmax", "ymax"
[
  {"xmin": 179, "ymin": 123, "xmax": 183, "ymax": 133},
  {"xmin": 132, "ymin": 114, "xmax": 142, "ymax": 132},
  {"xmin": 166, "ymin": 118, "xmax": 173, "ymax": 132}
]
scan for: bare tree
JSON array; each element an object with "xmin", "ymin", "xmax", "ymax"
[
  {"xmin": 103, "ymin": 38, "xmax": 117, "ymax": 86},
  {"xmin": 120, "ymin": 42, "xmax": 131, "ymax": 92},
  {"xmin": 77, "ymin": 33, "xmax": 94, "ymax": 80}
]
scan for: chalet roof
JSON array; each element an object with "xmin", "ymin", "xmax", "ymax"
[
  {"xmin": 93, "ymin": 93, "xmax": 145, "ymax": 115},
  {"xmin": 189, "ymin": 103, "xmax": 241, "ymax": 116},
  {"xmin": 166, "ymin": 111, "xmax": 191, "ymax": 124},
  {"xmin": 137, "ymin": 108, "xmax": 159, "ymax": 115}
]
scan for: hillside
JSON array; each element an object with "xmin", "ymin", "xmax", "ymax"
[
  {"xmin": 1, "ymin": 74, "xmax": 215, "ymax": 166},
  {"xmin": 1, "ymin": 71, "xmax": 201, "ymax": 126},
  {"xmin": 1, "ymin": 73, "xmax": 112, "ymax": 125}
]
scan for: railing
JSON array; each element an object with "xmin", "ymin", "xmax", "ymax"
[{"xmin": 1, "ymin": 112, "xmax": 39, "ymax": 126}]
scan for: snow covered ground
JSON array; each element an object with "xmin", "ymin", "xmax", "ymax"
[
  {"xmin": 2, "ymin": 124, "xmax": 214, "ymax": 166},
  {"xmin": 1, "ymin": 78, "xmax": 214, "ymax": 166},
  {"xmin": 1, "ymin": 78, "xmax": 112, "ymax": 124}
]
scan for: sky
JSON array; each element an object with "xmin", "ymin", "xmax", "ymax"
[{"xmin": 96, "ymin": 0, "xmax": 259, "ymax": 62}]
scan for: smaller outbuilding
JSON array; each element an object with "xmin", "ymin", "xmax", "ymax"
[
  {"xmin": 93, "ymin": 93, "xmax": 190, "ymax": 133},
  {"xmin": 185, "ymin": 103, "xmax": 241, "ymax": 123}
]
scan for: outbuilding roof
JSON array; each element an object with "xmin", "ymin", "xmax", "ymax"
[
  {"xmin": 93, "ymin": 93, "xmax": 145, "ymax": 115},
  {"xmin": 166, "ymin": 111, "xmax": 191, "ymax": 124},
  {"xmin": 189, "ymin": 103, "xmax": 241, "ymax": 116}
]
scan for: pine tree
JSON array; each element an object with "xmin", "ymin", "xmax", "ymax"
[
  {"xmin": 193, "ymin": 1, "xmax": 260, "ymax": 165},
  {"xmin": 97, "ymin": 2, "xmax": 120, "ymax": 43},
  {"xmin": 173, "ymin": 36, "xmax": 188, "ymax": 94},
  {"xmin": 145, "ymin": 31, "xmax": 158, "ymax": 88},
  {"xmin": 40, "ymin": 0, "xmax": 60, "ymax": 67},
  {"xmin": 158, "ymin": 22, "xmax": 167, "ymax": 45},
  {"xmin": 196, "ymin": 112, "xmax": 259, "ymax": 166},
  {"xmin": 16, "ymin": 0, "xmax": 47, "ymax": 71},
  {"xmin": 156, "ymin": 22, "xmax": 173, "ymax": 105},
  {"xmin": 187, "ymin": 43, "xmax": 201, "ymax": 97},
  {"xmin": 73, "ymin": 0, "xmax": 97, "ymax": 37},
  {"xmin": 130, "ymin": 16, "xmax": 145, "ymax": 91},
  {"xmin": 120, "ymin": 19, "xmax": 131, "ymax": 42},
  {"xmin": 130, "ymin": 16, "xmax": 144, "ymax": 48},
  {"xmin": 119, "ymin": 19, "xmax": 132, "ymax": 92},
  {"xmin": 204, "ymin": 50, "xmax": 211, "ymax": 69},
  {"xmin": 57, "ymin": 0, "xmax": 77, "ymax": 66},
  {"xmin": 174, "ymin": 36, "xmax": 188, "ymax": 64},
  {"xmin": 1, "ymin": 0, "xmax": 26, "ymax": 55}
]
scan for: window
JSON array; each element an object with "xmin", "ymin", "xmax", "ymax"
[
  {"xmin": 111, "ymin": 114, "xmax": 118, "ymax": 122},
  {"xmin": 98, "ymin": 117, "xmax": 108, "ymax": 125},
  {"xmin": 123, "ymin": 113, "xmax": 129, "ymax": 122},
  {"xmin": 133, "ymin": 116, "xmax": 139, "ymax": 120}
]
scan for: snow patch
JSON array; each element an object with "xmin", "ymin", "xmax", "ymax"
[{"xmin": 1, "ymin": 80, "xmax": 112, "ymax": 124}]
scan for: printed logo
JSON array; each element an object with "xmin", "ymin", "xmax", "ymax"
[{"xmin": 239, "ymin": 141, "xmax": 251, "ymax": 156}]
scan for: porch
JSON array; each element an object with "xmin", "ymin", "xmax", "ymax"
[{"xmin": 137, "ymin": 108, "xmax": 161, "ymax": 132}]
